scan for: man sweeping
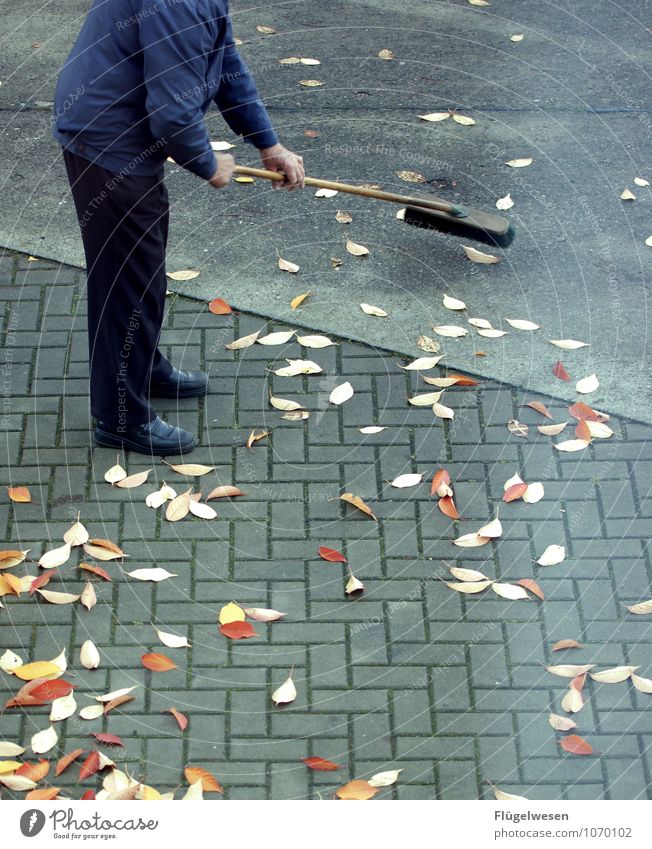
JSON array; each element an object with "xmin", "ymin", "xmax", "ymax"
[{"xmin": 53, "ymin": 0, "xmax": 304, "ymax": 456}]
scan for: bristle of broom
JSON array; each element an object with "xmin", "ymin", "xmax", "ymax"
[{"xmin": 402, "ymin": 206, "xmax": 516, "ymax": 249}]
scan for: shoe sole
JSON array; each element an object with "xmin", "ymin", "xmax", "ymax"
[
  {"xmin": 94, "ymin": 429, "xmax": 196, "ymax": 456},
  {"xmin": 149, "ymin": 386, "xmax": 209, "ymax": 399}
]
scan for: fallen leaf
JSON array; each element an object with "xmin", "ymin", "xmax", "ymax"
[
  {"xmin": 166, "ymin": 462, "xmax": 214, "ymax": 476},
  {"xmin": 538, "ymin": 422, "xmax": 568, "ymax": 436},
  {"xmin": 94, "ymin": 687, "xmax": 138, "ymax": 703},
  {"xmin": 0, "ymin": 549, "xmax": 29, "ymax": 570},
  {"xmin": 297, "ymin": 333, "xmax": 337, "ymax": 348},
  {"xmin": 552, "ymin": 361, "xmax": 570, "ymax": 381},
  {"xmin": 38, "ymin": 542, "xmax": 72, "ymax": 570},
  {"xmin": 508, "ymin": 420, "xmax": 528, "ymax": 438},
  {"xmin": 631, "ymin": 674, "xmax": 652, "ymax": 693},
  {"xmin": 359, "ymin": 426, "xmax": 386, "ymax": 434},
  {"xmin": 525, "ymin": 401, "xmax": 552, "ymax": 419},
  {"xmin": 290, "ymin": 291, "xmax": 310, "ymax": 310},
  {"xmin": 360, "ymin": 302, "xmax": 388, "ymax": 317},
  {"xmin": 590, "ymin": 666, "xmax": 638, "ymax": 684},
  {"xmin": 553, "ymin": 639, "xmax": 583, "ymax": 651},
  {"xmin": 29, "ymin": 570, "xmax": 56, "ymax": 595},
  {"xmin": 503, "ymin": 482, "xmax": 528, "ymax": 502},
  {"xmin": 346, "ymin": 239, "xmax": 369, "ymax": 257},
  {"xmin": 626, "ymin": 599, "xmax": 652, "ymax": 615},
  {"xmin": 154, "ymin": 627, "xmax": 191, "ymax": 649},
  {"xmin": 510, "ymin": 33, "xmax": 525, "ymax": 41},
  {"xmin": 453, "ymin": 533, "xmax": 491, "ymax": 548},
  {"xmin": 164, "ymin": 708, "xmax": 188, "ymax": 731},
  {"xmin": 378, "ymin": 48, "xmax": 394, "ymax": 60},
  {"xmin": 435, "ymin": 400, "xmax": 456, "ymax": 418},
  {"xmin": 319, "ymin": 546, "xmax": 347, "ymax": 563},
  {"xmin": 477, "ymin": 327, "xmax": 508, "ymax": 338},
  {"xmin": 167, "ymin": 269, "xmax": 199, "ymax": 281},
  {"xmin": 315, "ymin": 188, "xmax": 337, "ymax": 197},
  {"xmin": 50, "ymin": 691, "xmax": 77, "ymax": 722},
  {"xmin": 576, "ymin": 373, "xmax": 599, "ymax": 394},
  {"xmin": 166, "ymin": 490, "xmax": 191, "ymax": 522},
  {"xmin": 548, "ymin": 339, "xmax": 589, "ymax": 350},
  {"xmin": 537, "ymin": 544, "xmax": 566, "ymax": 566},
  {"xmin": 114, "ymin": 469, "xmax": 150, "ymax": 489},
  {"xmin": 272, "ymin": 669, "xmax": 297, "ymax": 706},
  {"xmin": 7, "ymin": 485, "xmax": 31, "ymax": 503},
  {"xmin": 31, "ymin": 725, "xmax": 58, "ymax": 754},
  {"xmin": 496, "ymin": 193, "xmax": 514, "ymax": 210},
  {"xmin": 368, "ymin": 769, "xmax": 402, "ymax": 787},
  {"xmin": 302, "ymin": 756, "xmax": 341, "ymax": 771},
  {"xmin": 449, "ymin": 566, "xmax": 489, "ymax": 582},
  {"xmin": 492, "ymin": 582, "xmax": 530, "ymax": 600},
  {"xmin": 336, "ymin": 780, "xmax": 378, "ymax": 800},
  {"xmin": 141, "ymin": 653, "xmax": 177, "ymax": 672},
  {"xmin": 218, "ymin": 601, "xmax": 245, "ymax": 625},
  {"xmin": 523, "ymin": 482, "xmax": 544, "ymax": 503},
  {"xmin": 16, "ymin": 759, "xmax": 50, "ymax": 783},
  {"xmin": 418, "ymin": 112, "xmax": 450, "ymax": 122},
  {"xmin": 585, "ymin": 420, "xmax": 613, "ymax": 439},
  {"xmin": 506, "ymin": 157, "xmax": 533, "ymax": 168},
  {"xmin": 257, "ymin": 330, "xmax": 295, "ymax": 346},
  {"xmin": 409, "ymin": 391, "xmax": 443, "ymax": 406},
  {"xmin": 345, "ymin": 572, "xmax": 364, "ymax": 594},
  {"xmin": 477, "ymin": 517, "xmax": 502, "ymax": 538},
  {"xmin": 83, "ymin": 539, "xmax": 125, "ymax": 561},
  {"xmin": 0, "ymin": 742, "xmax": 26, "ymax": 757},
  {"xmin": 79, "ymin": 751, "xmax": 101, "ymax": 781},
  {"xmin": 335, "ymin": 210, "xmax": 352, "ymax": 224},
  {"xmin": 243, "ymin": 607, "xmax": 286, "ymax": 622},
  {"xmin": 634, "ymin": 177, "xmax": 649, "ymax": 187},
  {"xmin": 184, "ymin": 766, "xmax": 224, "ymax": 793},
  {"xmin": 0, "ymin": 649, "xmax": 23, "ymax": 671},
  {"xmin": 298, "ymin": 79, "xmax": 324, "ymax": 87},
  {"xmin": 515, "ymin": 578, "xmax": 545, "ymax": 600},
  {"xmin": 549, "ymin": 714, "xmax": 577, "ymax": 731},
  {"xmin": 103, "ymin": 694, "xmax": 135, "ymax": 715},
  {"xmin": 89, "ymin": 732, "xmax": 125, "ymax": 748},
  {"xmin": 559, "ymin": 734, "xmax": 593, "ymax": 756},
  {"xmin": 219, "ymin": 621, "xmax": 258, "ymax": 640},
  {"xmin": 340, "ymin": 492, "xmax": 377, "ymax": 520},
  {"xmin": 468, "ymin": 317, "xmax": 492, "ymax": 329},
  {"xmin": 415, "ymin": 335, "xmax": 440, "ymax": 353},
  {"xmin": 330, "ymin": 381, "xmax": 354, "ymax": 405},
  {"xmin": 432, "ymin": 324, "xmax": 468, "ymax": 338},
  {"xmin": 270, "ymin": 394, "xmax": 303, "ymax": 411},
  {"xmin": 492, "ymin": 786, "xmax": 528, "ymax": 800},
  {"xmin": 225, "ymin": 330, "xmax": 260, "ymax": 350},
  {"xmin": 568, "ymin": 401, "xmax": 602, "ymax": 422},
  {"xmin": 37, "ymin": 589, "xmax": 81, "ymax": 605},
  {"xmin": 396, "ymin": 170, "xmax": 426, "ymax": 183},
  {"xmin": 438, "ymin": 495, "xmax": 459, "ymax": 519},
  {"xmin": 206, "ymin": 485, "xmax": 246, "ymax": 500},
  {"xmin": 126, "ymin": 567, "xmax": 176, "ymax": 582},
  {"xmin": 188, "ymin": 500, "xmax": 217, "ymax": 519},
  {"xmin": 56, "ymin": 749, "xmax": 85, "ymax": 776},
  {"xmin": 80, "ymin": 581, "xmax": 97, "ymax": 611},
  {"xmin": 0, "ymin": 775, "xmax": 37, "ymax": 791},
  {"xmin": 445, "ymin": 579, "xmax": 493, "ymax": 593},
  {"xmin": 79, "ymin": 704, "xmax": 106, "ymax": 720},
  {"xmin": 546, "ymin": 664, "xmax": 595, "ymax": 678},
  {"xmin": 278, "ymin": 256, "xmax": 300, "ymax": 273},
  {"xmin": 554, "ymin": 439, "xmax": 589, "ymax": 452},
  {"xmin": 12, "ymin": 660, "xmax": 62, "ymax": 682}
]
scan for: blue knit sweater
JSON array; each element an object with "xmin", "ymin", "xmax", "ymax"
[{"xmin": 53, "ymin": 0, "xmax": 278, "ymax": 178}]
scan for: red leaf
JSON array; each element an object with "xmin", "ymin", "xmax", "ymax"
[
  {"xmin": 16, "ymin": 759, "xmax": 50, "ymax": 781},
  {"xmin": 3, "ymin": 677, "xmax": 48, "ymax": 709},
  {"xmin": 552, "ymin": 361, "xmax": 570, "ymax": 381},
  {"xmin": 141, "ymin": 652, "xmax": 177, "ymax": 672},
  {"xmin": 81, "ymin": 790, "xmax": 96, "ymax": 800},
  {"xmin": 431, "ymin": 468, "xmax": 451, "ymax": 496},
  {"xmin": 79, "ymin": 751, "xmax": 101, "ymax": 781},
  {"xmin": 503, "ymin": 483, "xmax": 528, "ymax": 503},
  {"xmin": 568, "ymin": 402, "xmax": 599, "ymax": 422},
  {"xmin": 571, "ymin": 673, "xmax": 587, "ymax": 692},
  {"xmin": 302, "ymin": 756, "xmax": 341, "ymax": 771},
  {"xmin": 525, "ymin": 401, "xmax": 553, "ymax": 419},
  {"xmin": 208, "ymin": 298, "xmax": 232, "ymax": 315},
  {"xmin": 29, "ymin": 569, "xmax": 56, "ymax": 595},
  {"xmin": 515, "ymin": 579, "xmax": 545, "ymax": 600},
  {"xmin": 30, "ymin": 679, "xmax": 75, "ymax": 701},
  {"xmin": 89, "ymin": 732, "xmax": 124, "ymax": 748},
  {"xmin": 318, "ymin": 546, "xmax": 347, "ymax": 563},
  {"xmin": 438, "ymin": 495, "xmax": 459, "ymax": 519},
  {"xmin": 79, "ymin": 563, "xmax": 112, "ymax": 581},
  {"xmin": 559, "ymin": 734, "xmax": 593, "ymax": 755},
  {"xmin": 575, "ymin": 420, "xmax": 593, "ymax": 442},
  {"xmin": 164, "ymin": 707, "xmax": 188, "ymax": 731},
  {"xmin": 219, "ymin": 621, "xmax": 258, "ymax": 640}
]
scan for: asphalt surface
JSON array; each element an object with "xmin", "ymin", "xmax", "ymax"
[{"xmin": 0, "ymin": 0, "xmax": 650, "ymax": 419}]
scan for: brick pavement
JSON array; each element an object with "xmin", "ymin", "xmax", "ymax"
[{"xmin": 0, "ymin": 251, "xmax": 651, "ymax": 800}]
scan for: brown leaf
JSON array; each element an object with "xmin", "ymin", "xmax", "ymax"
[
  {"xmin": 0, "ymin": 549, "xmax": 29, "ymax": 569},
  {"xmin": 552, "ymin": 361, "xmax": 570, "ymax": 381},
  {"xmin": 141, "ymin": 653, "xmax": 177, "ymax": 672},
  {"xmin": 246, "ymin": 429, "xmax": 270, "ymax": 449},
  {"xmin": 340, "ymin": 492, "xmax": 377, "ymax": 520},
  {"xmin": 515, "ymin": 579, "xmax": 545, "ymax": 601},
  {"xmin": 79, "ymin": 563, "xmax": 112, "ymax": 582},
  {"xmin": 208, "ymin": 298, "xmax": 232, "ymax": 315},
  {"xmin": 29, "ymin": 569, "xmax": 56, "ymax": 595},
  {"xmin": 336, "ymin": 779, "xmax": 378, "ymax": 800},
  {"xmin": 184, "ymin": 766, "xmax": 224, "ymax": 793},
  {"xmin": 164, "ymin": 708, "xmax": 188, "ymax": 731},
  {"xmin": 438, "ymin": 495, "xmax": 459, "ymax": 519},
  {"xmin": 55, "ymin": 749, "xmax": 85, "ymax": 777},
  {"xmin": 103, "ymin": 694, "xmax": 135, "ymax": 715},
  {"xmin": 559, "ymin": 734, "xmax": 593, "ymax": 756},
  {"xmin": 318, "ymin": 546, "xmax": 347, "ymax": 563},
  {"xmin": 302, "ymin": 756, "xmax": 341, "ymax": 771},
  {"xmin": 552, "ymin": 639, "xmax": 583, "ymax": 651},
  {"xmin": 7, "ymin": 486, "xmax": 31, "ymax": 503},
  {"xmin": 568, "ymin": 402, "xmax": 600, "ymax": 422},
  {"xmin": 575, "ymin": 419, "xmax": 593, "ymax": 442},
  {"xmin": 88, "ymin": 732, "xmax": 124, "ymax": 748},
  {"xmin": 219, "ymin": 621, "xmax": 258, "ymax": 640},
  {"xmin": 525, "ymin": 401, "xmax": 553, "ymax": 419}
]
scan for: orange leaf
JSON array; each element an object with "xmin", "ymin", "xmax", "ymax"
[
  {"xmin": 79, "ymin": 751, "xmax": 101, "ymax": 781},
  {"xmin": 431, "ymin": 468, "xmax": 451, "ymax": 496},
  {"xmin": 7, "ymin": 485, "xmax": 31, "ymax": 503},
  {"xmin": 438, "ymin": 495, "xmax": 459, "ymax": 519},
  {"xmin": 515, "ymin": 579, "xmax": 545, "ymax": 600},
  {"xmin": 29, "ymin": 570, "xmax": 56, "ymax": 595},
  {"xmin": 1, "ymin": 572, "xmax": 22, "ymax": 595},
  {"xmin": 16, "ymin": 759, "xmax": 50, "ymax": 782},
  {"xmin": 568, "ymin": 402, "xmax": 599, "ymax": 422},
  {"xmin": 559, "ymin": 734, "xmax": 593, "ymax": 756},
  {"xmin": 219, "ymin": 621, "xmax": 258, "ymax": 640},
  {"xmin": 208, "ymin": 298, "xmax": 232, "ymax": 315},
  {"xmin": 30, "ymin": 679, "xmax": 75, "ymax": 701},
  {"xmin": 164, "ymin": 707, "xmax": 188, "ymax": 731},
  {"xmin": 340, "ymin": 493, "xmax": 377, "ymax": 520},
  {"xmin": 503, "ymin": 483, "xmax": 528, "ymax": 502},
  {"xmin": 571, "ymin": 673, "xmax": 587, "ymax": 692},
  {"xmin": 552, "ymin": 361, "xmax": 570, "ymax": 381},
  {"xmin": 141, "ymin": 653, "xmax": 177, "ymax": 672},
  {"xmin": 302, "ymin": 756, "xmax": 341, "ymax": 771},
  {"xmin": 79, "ymin": 563, "xmax": 112, "ymax": 581},
  {"xmin": 318, "ymin": 546, "xmax": 347, "ymax": 563},
  {"xmin": 103, "ymin": 694, "xmax": 135, "ymax": 714},
  {"xmin": 26, "ymin": 787, "xmax": 60, "ymax": 800},
  {"xmin": 552, "ymin": 639, "xmax": 583, "ymax": 651},
  {"xmin": 445, "ymin": 374, "xmax": 479, "ymax": 387},
  {"xmin": 525, "ymin": 401, "xmax": 552, "ymax": 419},
  {"xmin": 184, "ymin": 766, "xmax": 224, "ymax": 793},
  {"xmin": 55, "ymin": 749, "xmax": 85, "ymax": 777},
  {"xmin": 575, "ymin": 419, "xmax": 593, "ymax": 442},
  {"xmin": 336, "ymin": 779, "xmax": 378, "ymax": 800}
]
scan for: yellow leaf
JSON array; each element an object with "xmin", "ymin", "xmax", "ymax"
[
  {"xmin": 219, "ymin": 602, "xmax": 245, "ymax": 625},
  {"xmin": 290, "ymin": 291, "xmax": 311, "ymax": 309},
  {"xmin": 340, "ymin": 492, "xmax": 377, "ymax": 520},
  {"xmin": 14, "ymin": 661, "xmax": 61, "ymax": 680}
]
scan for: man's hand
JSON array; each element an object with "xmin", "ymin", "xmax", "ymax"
[
  {"xmin": 207, "ymin": 153, "xmax": 235, "ymax": 188},
  {"xmin": 259, "ymin": 143, "xmax": 305, "ymax": 189}
]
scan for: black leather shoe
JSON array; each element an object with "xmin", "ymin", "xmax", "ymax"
[
  {"xmin": 94, "ymin": 416, "xmax": 196, "ymax": 456},
  {"xmin": 149, "ymin": 367, "xmax": 209, "ymax": 398}
]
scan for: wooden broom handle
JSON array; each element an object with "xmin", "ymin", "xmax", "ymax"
[{"xmin": 233, "ymin": 165, "xmax": 468, "ymax": 217}]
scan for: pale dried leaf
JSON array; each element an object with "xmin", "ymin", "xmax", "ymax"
[
  {"xmin": 477, "ymin": 327, "xmax": 508, "ymax": 338},
  {"xmin": 506, "ymin": 157, "xmax": 533, "ymax": 168},
  {"xmin": 505, "ymin": 318, "xmax": 540, "ymax": 331},
  {"xmin": 538, "ymin": 422, "xmax": 568, "ymax": 436},
  {"xmin": 418, "ymin": 112, "xmax": 450, "ymax": 122},
  {"xmin": 477, "ymin": 517, "xmax": 502, "ymax": 538},
  {"xmin": 508, "ymin": 419, "xmax": 529, "ymax": 438},
  {"xmin": 548, "ymin": 339, "xmax": 588, "ymax": 350},
  {"xmin": 549, "ymin": 713, "xmax": 577, "ymax": 731},
  {"xmin": 443, "ymin": 294, "xmax": 466, "ymax": 311},
  {"xmin": 63, "ymin": 517, "xmax": 89, "ymax": 547},
  {"xmin": 345, "ymin": 573, "xmax": 364, "ymax": 594},
  {"xmin": 631, "ymin": 674, "xmax": 652, "ymax": 693},
  {"xmin": 335, "ymin": 210, "xmax": 352, "ymax": 224},
  {"xmin": 329, "ymin": 382, "xmax": 354, "ymax": 405},
  {"xmin": 296, "ymin": 334, "xmax": 336, "ymax": 348},
  {"xmin": 167, "ymin": 269, "xmax": 199, "ymax": 281},
  {"xmin": 626, "ymin": 599, "xmax": 652, "ymax": 615},
  {"xmin": 79, "ymin": 704, "xmax": 104, "ymax": 720},
  {"xmin": 468, "ymin": 317, "xmax": 492, "ymax": 329},
  {"xmin": 589, "ymin": 666, "xmax": 638, "ymax": 684},
  {"xmin": 546, "ymin": 664, "xmax": 595, "ymax": 678},
  {"xmin": 126, "ymin": 568, "xmax": 177, "ymax": 582},
  {"xmin": 555, "ymin": 439, "xmax": 590, "ymax": 452},
  {"xmin": 433, "ymin": 325, "xmax": 468, "ymax": 338},
  {"xmin": 360, "ymin": 302, "xmax": 388, "ymax": 317},
  {"xmin": 368, "ymin": 769, "xmax": 402, "ymax": 787},
  {"xmin": 39, "ymin": 542, "xmax": 72, "ymax": 570},
  {"xmin": 453, "ymin": 533, "xmax": 491, "ymax": 548},
  {"xmin": 80, "ymin": 640, "xmax": 100, "ymax": 670},
  {"xmin": 166, "ymin": 490, "xmax": 191, "ymax": 522},
  {"xmin": 80, "ymin": 581, "xmax": 97, "ymax": 611},
  {"xmin": 462, "ymin": 245, "xmax": 500, "ymax": 263},
  {"xmin": 492, "ymin": 582, "xmax": 530, "ymax": 600},
  {"xmin": 37, "ymin": 589, "xmax": 80, "ymax": 605},
  {"xmin": 445, "ymin": 579, "xmax": 492, "ymax": 593},
  {"xmin": 115, "ymin": 469, "xmax": 150, "ymax": 489},
  {"xmin": 576, "ymin": 373, "xmax": 599, "ymax": 394},
  {"xmin": 346, "ymin": 239, "xmax": 369, "ymax": 257},
  {"xmin": 31, "ymin": 725, "xmax": 58, "ymax": 754},
  {"xmin": 154, "ymin": 627, "xmax": 191, "ymax": 649},
  {"xmin": 432, "ymin": 402, "xmax": 455, "ymax": 419},
  {"xmin": 537, "ymin": 544, "xmax": 566, "ymax": 566},
  {"xmin": 390, "ymin": 473, "xmax": 424, "ymax": 489},
  {"xmin": 243, "ymin": 607, "xmax": 286, "ymax": 622},
  {"xmin": 257, "ymin": 330, "xmax": 295, "ymax": 345},
  {"xmin": 409, "ymin": 391, "xmax": 443, "ymax": 406},
  {"xmin": 452, "ymin": 113, "xmax": 475, "ymax": 126},
  {"xmin": 449, "ymin": 566, "xmax": 489, "ymax": 582},
  {"xmin": 523, "ymin": 482, "xmax": 544, "ymax": 503},
  {"xmin": 400, "ymin": 355, "xmax": 444, "ymax": 370},
  {"xmin": 272, "ymin": 670, "xmax": 297, "ymax": 705},
  {"xmin": 50, "ymin": 692, "xmax": 77, "ymax": 722},
  {"xmin": 359, "ymin": 426, "xmax": 386, "ymax": 434},
  {"xmin": 415, "ymin": 335, "xmax": 440, "ymax": 353},
  {"xmin": 225, "ymin": 330, "xmax": 261, "ymax": 350},
  {"xmin": 188, "ymin": 500, "xmax": 217, "ymax": 520},
  {"xmin": 496, "ymin": 193, "xmax": 514, "ymax": 210}
]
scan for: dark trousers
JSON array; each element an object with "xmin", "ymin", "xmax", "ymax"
[{"xmin": 63, "ymin": 148, "xmax": 173, "ymax": 426}]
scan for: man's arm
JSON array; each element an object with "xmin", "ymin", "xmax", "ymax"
[{"xmin": 138, "ymin": 2, "xmax": 223, "ymax": 181}]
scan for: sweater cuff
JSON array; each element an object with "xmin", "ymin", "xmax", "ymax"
[{"xmin": 243, "ymin": 127, "xmax": 279, "ymax": 150}]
